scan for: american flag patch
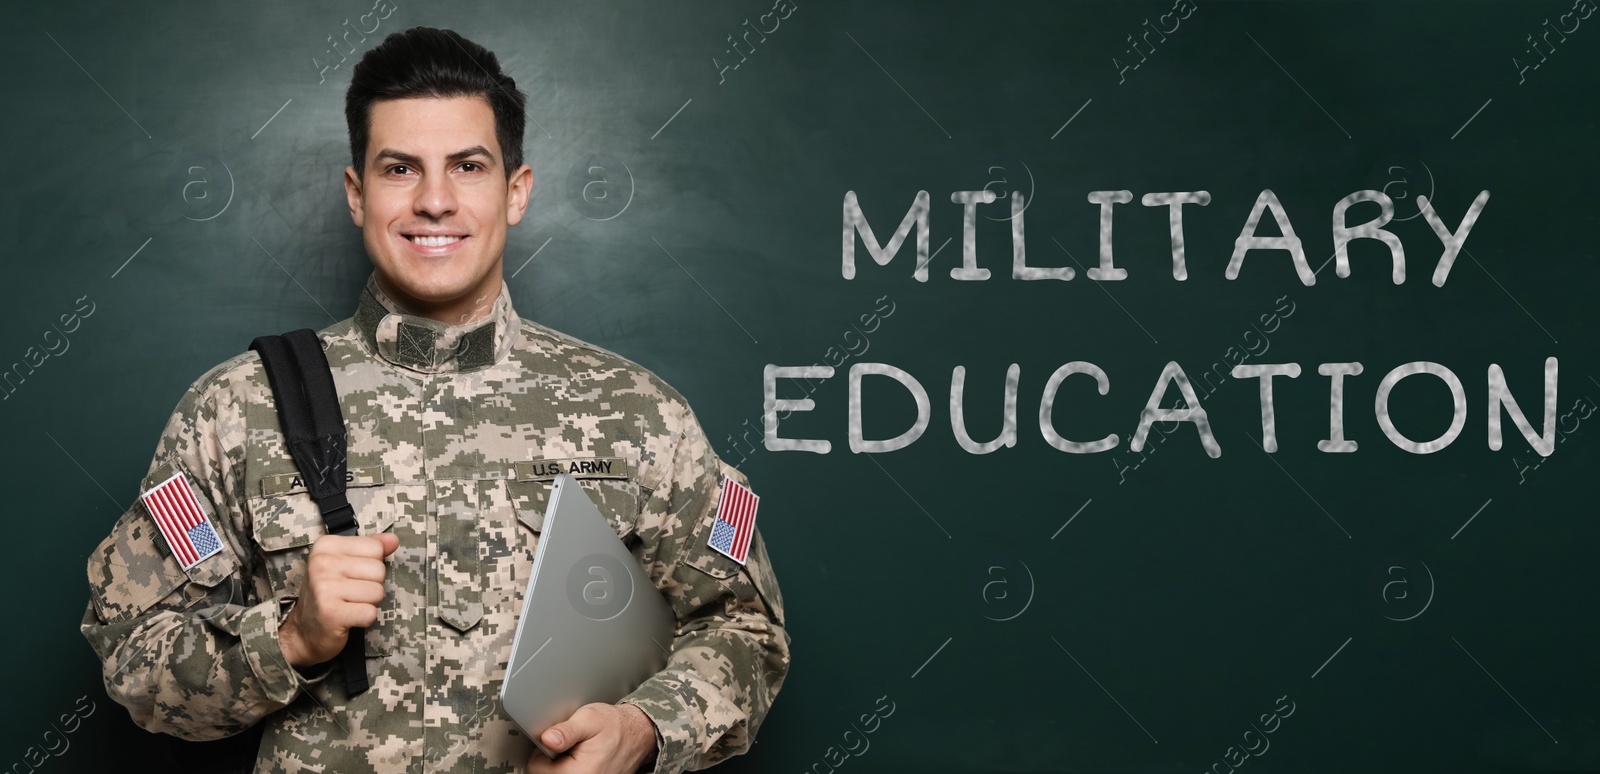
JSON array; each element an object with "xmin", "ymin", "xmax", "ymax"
[
  {"xmin": 140, "ymin": 471, "xmax": 223, "ymax": 571},
  {"xmin": 707, "ymin": 476, "xmax": 759, "ymax": 565}
]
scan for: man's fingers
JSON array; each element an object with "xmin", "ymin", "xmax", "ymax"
[
  {"xmin": 314, "ymin": 533, "xmax": 398, "ymax": 559},
  {"xmin": 374, "ymin": 531, "xmax": 400, "ymax": 557},
  {"xmin": 319, "ymin": 579, "xmax": 384, "ymax": 629},
  {"xmin": 540, "ymin": 703, "xmax": 604, "ymax": 753},
  {"xmin": 327, "ymin": 600, "xmax": 382, "ymax": 630},
  {"xmin": 330, "ymin": 578, "xmax": 386, "ymax": 606},
  {"xmin": 329, "ymin": 555, "xmax": 388, "ymax": 583},
  {"xmin": 540, "ymin": 723, "xmax": 573, "ymax": 754}
]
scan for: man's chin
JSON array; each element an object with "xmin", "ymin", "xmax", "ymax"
[
  {"xmin": 376, "ymin": 265, "xmax": 483, "ymax": 306},
  {"xmin": 374, "ymin": 259, "xmax": 499, "ymax": 316}
]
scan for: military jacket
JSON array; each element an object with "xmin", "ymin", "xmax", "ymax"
[{"xmin": 79, "ymin": 273, "xmax": 790, "ymax": 774}]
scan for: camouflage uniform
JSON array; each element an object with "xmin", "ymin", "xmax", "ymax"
[{"xmin": 79, "ymin": 272, "xmax": 790, "ymax": 774}]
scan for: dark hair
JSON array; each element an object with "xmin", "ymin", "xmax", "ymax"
[{"xmin": 345, "ymin": 27, "xmax": 526, "ymax": 178}]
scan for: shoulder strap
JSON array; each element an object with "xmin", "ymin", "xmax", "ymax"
[
  {"xmin": 250, "ymin": 330, "xmax": 358, "ymax": 536},
  {"xmin": 248, "ymin": 328, "xmax": 370, "ymax": 697}
]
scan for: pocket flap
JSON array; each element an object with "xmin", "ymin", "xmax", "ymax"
[
  {"xmin": 251, "ymin": 472, "xmax": 397, "ymax": 552},
  {"xmin": 681, "ymin": 536, "xmax": 743, "ymax": 580},
  {"xmin": 89, "ymin": 509, "xmax": 187, "ymax": 623}
]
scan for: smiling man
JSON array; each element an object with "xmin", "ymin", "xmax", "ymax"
[{"xmin": 80, "ymin": 26, "xmax": 789, "ymax": 774}]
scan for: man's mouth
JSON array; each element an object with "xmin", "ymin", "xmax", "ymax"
[{"xmin": 405, "ymin": 234, "xmax": 466, "ymax": 247}]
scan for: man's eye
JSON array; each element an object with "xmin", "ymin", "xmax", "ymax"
[
  {"xmin": 388, "ymin": 164, "xmax": 412, "ymax": 175},
  {"xmin": 460, "ymin": 162, "xmax": 482, "ymax": 173}
]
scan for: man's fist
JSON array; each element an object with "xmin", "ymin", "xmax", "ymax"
[{"xmin": 277, "ymin": 532, "xmax": 400, "ymax": 668}]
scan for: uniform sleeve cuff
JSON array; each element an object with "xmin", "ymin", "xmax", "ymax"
[
  {"xmin": 239, "ymin": 597, "xmax": 328, "ymax": 705},
  {"xmin": 619, "ymin": 676, "xmax": 698, "ymax": 774}
]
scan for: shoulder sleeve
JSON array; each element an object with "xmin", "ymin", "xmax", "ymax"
[
  {"xmin": 79, "ymin": 359, "xmax": 328, "ymax": 741},
  {"xmin": 620, "ymin": 399, "xmax": 791, "ymax": 774}
]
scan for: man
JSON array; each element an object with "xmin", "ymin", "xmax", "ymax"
[{"xmin": 79, "ymin": 26, "xmax": 789, "ymax": 774}]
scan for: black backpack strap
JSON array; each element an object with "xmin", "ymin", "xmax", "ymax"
[{"xmin": 249, "ymin": 329, "xmax": 370, "ymax": 697}]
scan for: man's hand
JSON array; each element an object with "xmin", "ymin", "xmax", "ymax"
[
  {"xmin": 277, "ymin": 532, "xmax": 400, "ymax": 668},
  {"xmin": 526, "ymin": 702, "xmax": 658, "ymax": 774}
]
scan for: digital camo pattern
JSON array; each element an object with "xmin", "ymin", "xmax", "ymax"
[{"xmin": 80, "ymin": 273, "xmax": 791, "ymax": 774}]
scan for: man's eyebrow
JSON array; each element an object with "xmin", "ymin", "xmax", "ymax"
[
  {"xmin": 373, "ymin": 148, "xmax": 422, "ymax": 167},
  {"xmin": 447, "ymin": 145, "xmax": 496, "ymax": 166},
  {"xmin": 372, "ymin": 146, "xmax": 497, "ymax": 167}
]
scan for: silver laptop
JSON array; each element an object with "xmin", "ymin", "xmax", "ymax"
[{"xmin": 499, "ymin": 473, "xmax": 677, "ymax": 758}]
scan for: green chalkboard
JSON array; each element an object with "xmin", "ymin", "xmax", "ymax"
[{"xmin": 5, "ymin": 0, "xmax": 1597, "ymax": 771}]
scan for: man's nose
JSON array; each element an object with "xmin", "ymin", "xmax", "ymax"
[{"xmin": 413, "ymin": 171, "xmax": 457, "ymax": 218}]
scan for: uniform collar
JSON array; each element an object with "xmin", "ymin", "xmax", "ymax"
[{"xmin": 352, "ymin": 272, "xmax": 519, "ymax": 374}]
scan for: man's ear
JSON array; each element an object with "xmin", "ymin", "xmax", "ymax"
[
  {"xmin": 505, "ymin": 163, "xmax": 533, "ymax": 227},
  {"xmin": 344, "ymin": 165, "xmax": 365, "ymax": 228}
]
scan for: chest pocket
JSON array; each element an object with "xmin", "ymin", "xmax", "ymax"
[
  {"xmin": 507, "ymin": 456, "xmax": 642, "ymax": 542},
  {"xmin": 480, "ymin": 459, "xmax": 643, "ymax": 622},
  {"xmin": 248, "ymin": 466, "xmax": 396, "ymax": 655},
  {"xmin": 436, "ymin": 459, "xmax": 643, "ymax": 635}
]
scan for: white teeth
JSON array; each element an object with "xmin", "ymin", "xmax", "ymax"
[{"xmin": 410, "ymin": 235, "xmax": 462, "ymax": 247}]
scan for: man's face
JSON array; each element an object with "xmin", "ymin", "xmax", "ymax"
[{"xmin": 344, "ymin": 95, "xmax": 532, "ymax": 323}]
